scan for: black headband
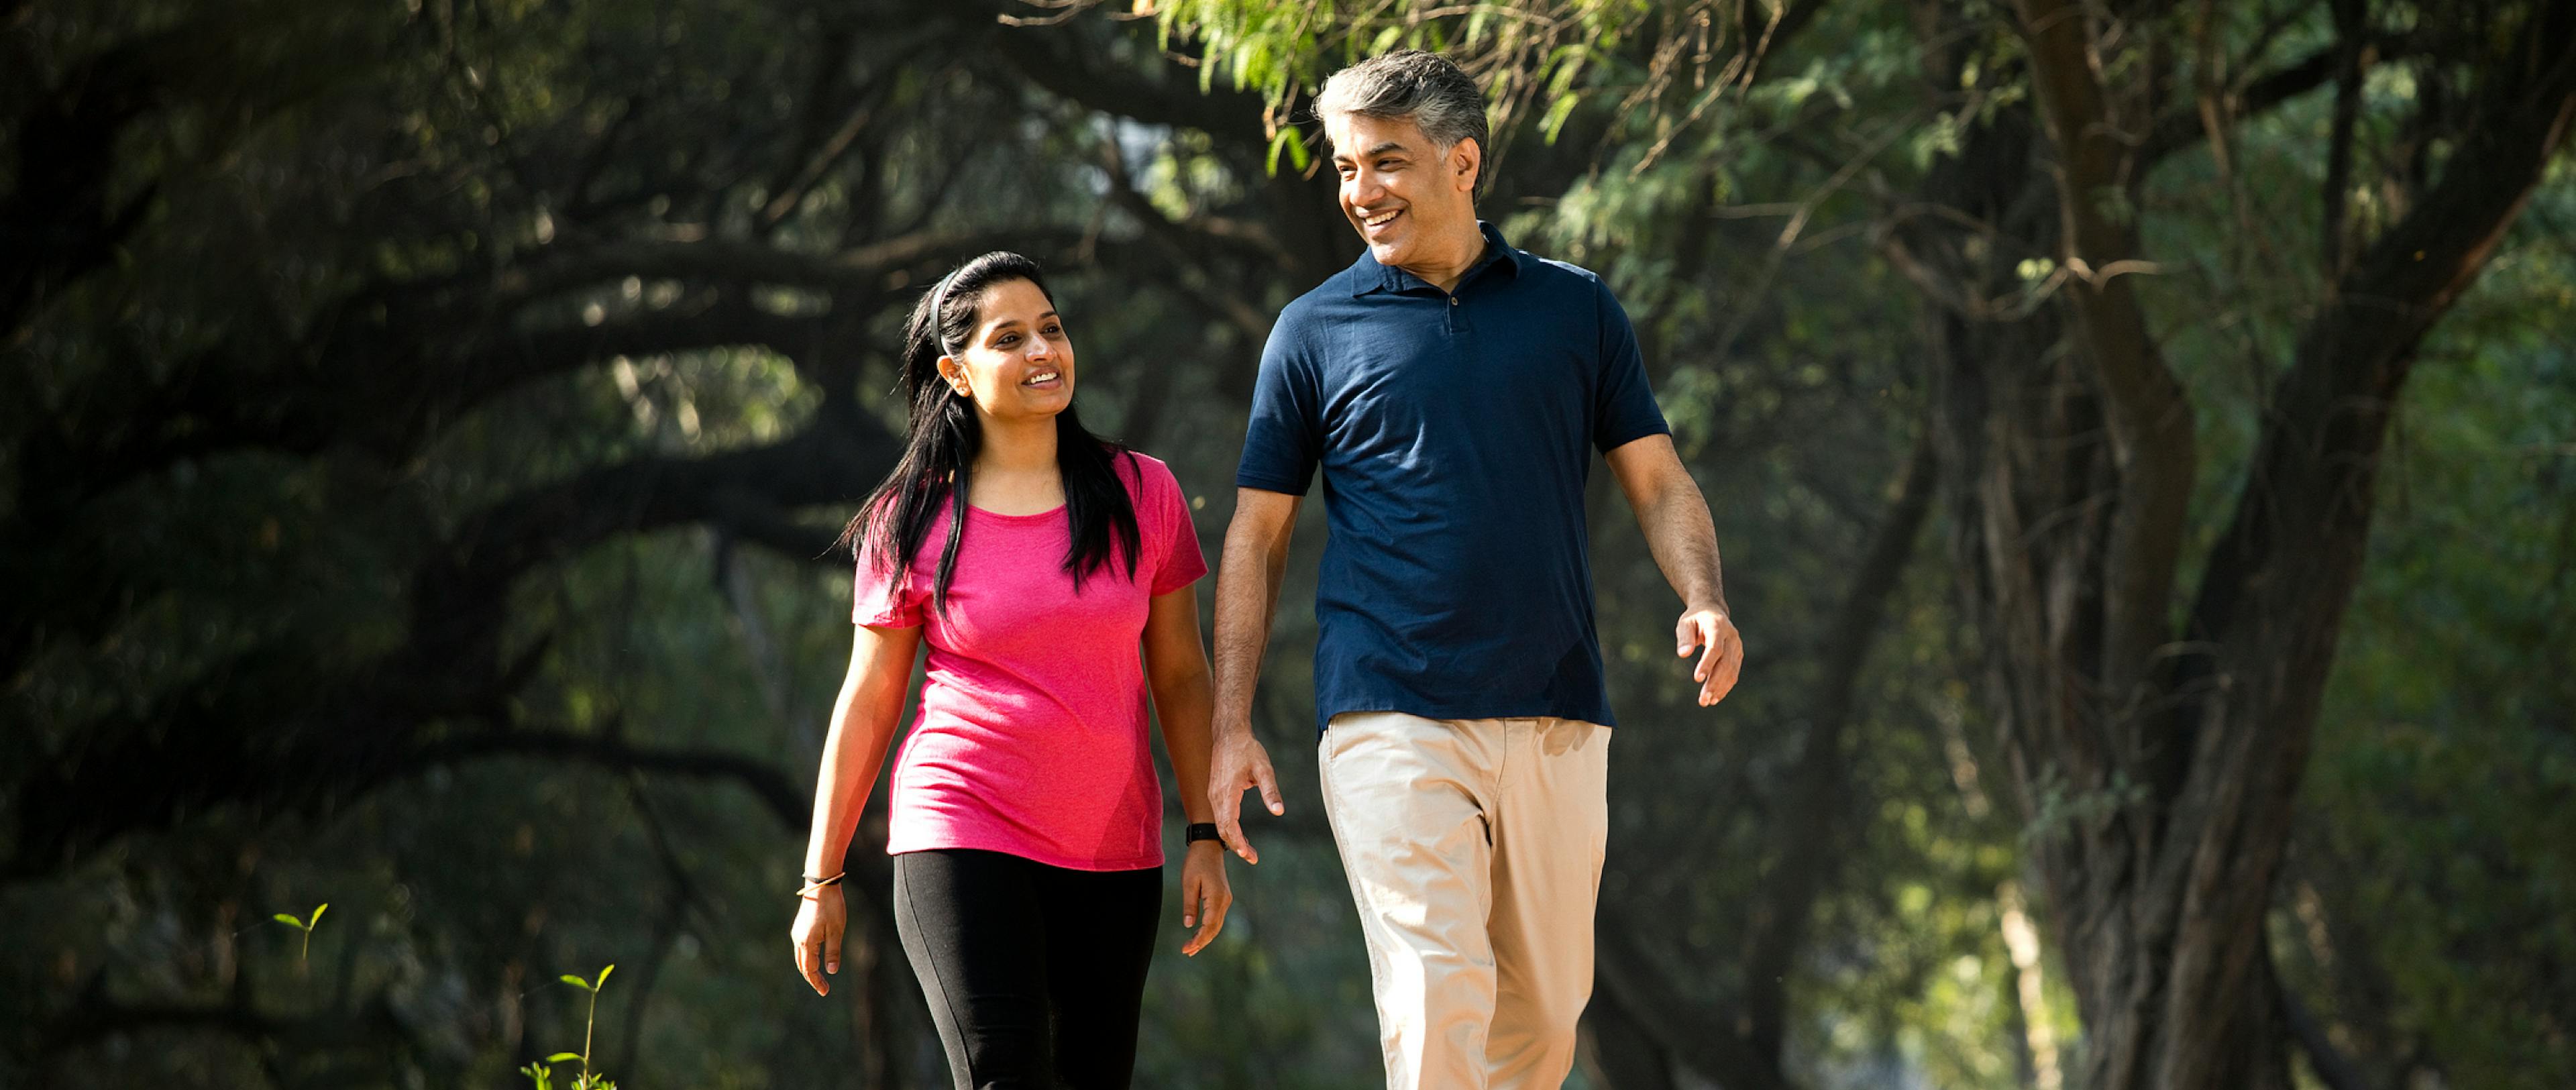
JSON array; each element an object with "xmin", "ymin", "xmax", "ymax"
[{"xmin": 928, "ymin": 267, "xmax": 963, "ymax": 358}]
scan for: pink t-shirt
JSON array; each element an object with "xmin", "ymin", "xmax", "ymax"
[{"xmin": 852, "ymin": 451, "xmax": 1208, "ymax": 871}]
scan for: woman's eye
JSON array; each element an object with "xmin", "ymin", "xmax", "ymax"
[
  {"xmin": 1042, "ymin": 324, "xmax": 1063, "ymax": 337},
  {"xmin": 996, "ymin": 334, "xmax": 1018, "ymax": 347}
]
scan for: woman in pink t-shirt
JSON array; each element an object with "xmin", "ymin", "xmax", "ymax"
[{"xmin": 789, "ymin": 252, "xmax": 1236, "ymax": 1089}]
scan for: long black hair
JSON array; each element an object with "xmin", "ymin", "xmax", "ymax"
[{"xmin": 837, "ymin": 252, "xmax": 1140, "ymax": 613}]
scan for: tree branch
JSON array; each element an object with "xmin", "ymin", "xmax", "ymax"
[
  {"xmin": 981, "ymin": 7, "xmax": 1271, "ymax": 143},
  {"xmin": 2015, "ymin": 0, "xmax": 2199, "ymax": 710},
  {"xmin": 2148, "ymin": 10, "xmax": 2576, "ymax": 1088},
  {"xmin": 409, "ymin": 730, "xmax": 806, "ymax": 830},
  {"xmin": 2137, "ymin": 31, "xmax": 2413, "ymax": 170},
  {"xmin": 2319, "ymin": 0, "xmax": 2369, "ymax": 273}
]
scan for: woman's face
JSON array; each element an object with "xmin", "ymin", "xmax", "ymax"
[{"xmin": 937, "ymin": 278, "xmax": 1073, "ymax": 423}]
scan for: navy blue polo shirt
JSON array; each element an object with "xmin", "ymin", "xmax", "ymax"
[{"xmin": 1238, "ymin": 221, "xmax": 1670, "ymax": 734}]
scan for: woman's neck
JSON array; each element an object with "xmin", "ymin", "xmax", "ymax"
[
  {"xmin": 975, "ymin": 414, "xmax": 1058, "ymax": 475},
  {"xmin": 967, "ymin": 414, "xmax": 1065, "ymax": 513}
]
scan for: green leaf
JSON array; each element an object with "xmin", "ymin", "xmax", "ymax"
[
  {"xmin": 1541, "ymin": 92, "xmax": 1582, "ymax": 145},
  {"xmin": 548, "ymin": 1052, "xmax": 583, "ymax": 1062},
  {"xmin": 561, "ymin": 974, "xmax": 592, "ymax": 989},
  {"xmin": 309, "ymin": 903, "xmax": 327, "ymax": 926},
  {"xmin": 594, "ymin": 963, "xmax": 614, "ymax": 988},
  {"xmin": 1266, "ymin": 127, "xmax": 1298, "ymax": 176},
  {"xmin": 273, "ymin": 914, "xmax": 305, "ymax": 928}
]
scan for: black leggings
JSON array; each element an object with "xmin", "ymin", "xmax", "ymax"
[{"xmin": 892, "ymin": 849, "xmax": 1163, "ymax": 1089}]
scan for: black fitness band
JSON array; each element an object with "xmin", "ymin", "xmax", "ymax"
[{"xmin": 1184, "ymin": 822, "xmax": 1224, "ymax": 847}]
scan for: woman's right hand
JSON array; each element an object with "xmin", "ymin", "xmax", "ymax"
[{"xmin": 790, "ymin": 885, "xmax": 845, "ymax": 997}]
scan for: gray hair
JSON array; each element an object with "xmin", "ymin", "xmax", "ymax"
[{"xmin": 1313, "ymin": 50, "xmax": 1491, "ymax": 181}]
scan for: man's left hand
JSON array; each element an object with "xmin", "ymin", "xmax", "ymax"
[{"xmin": 1676, "ymin": 606, "xmax": 1743, "ymax": 707}]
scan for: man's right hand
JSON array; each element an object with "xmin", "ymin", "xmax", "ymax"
[{"xmin": 1208, "ymin": 723, "xmax": 1284, "ymax": 865}]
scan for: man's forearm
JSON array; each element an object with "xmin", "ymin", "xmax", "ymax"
[
  {"xmin": 1211, "ymin": 518, "xmax": 1293, "ymax": 733},
  {"xmin": 1211, "ymin": 548, "xmax": 1285, "ymax": 731},
  {"xmin": 1643, "ymin": 481, "xmax": 1727, "ymax": 612}
]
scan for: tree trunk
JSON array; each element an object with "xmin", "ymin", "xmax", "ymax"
[{"xmin": 1907, "ymin": 3, "xmax": 2576, "ymax": 1087}]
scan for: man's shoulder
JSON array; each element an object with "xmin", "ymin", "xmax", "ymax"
[
  {"xmin": 1279, "ymin": 267, "xmax": 1358, "ymax": 321},
  {"xmin": 1262, "ymin": 268, "xmax": 1359, "ymax": 356},
  {"xmin": 1517, "ymin": 252, "xmax": 1611, "ymax": 296}
]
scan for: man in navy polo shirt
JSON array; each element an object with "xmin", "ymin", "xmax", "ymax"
[{"xmin": 1204, "ymin": 50, "xmax": 1745, "ymax": 1090}]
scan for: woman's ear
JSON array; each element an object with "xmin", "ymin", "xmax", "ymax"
[{"xmin": 936, "ymin": 353, "xmax": 970, "ymax": 397}]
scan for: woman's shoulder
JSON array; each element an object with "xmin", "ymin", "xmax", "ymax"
[{"xmin": 1110, "ymin": 446, "xmax": 1181, "ymax": 494}]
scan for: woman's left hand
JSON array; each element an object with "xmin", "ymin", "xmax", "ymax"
[{"xmin": 1179, "ymin": 840, "xmax": 1232, "ymax": 957}]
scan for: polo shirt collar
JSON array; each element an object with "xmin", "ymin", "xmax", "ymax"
[{"xmin": 1349, "ymin": 220, "xmax": 1525, "ymax": 296}]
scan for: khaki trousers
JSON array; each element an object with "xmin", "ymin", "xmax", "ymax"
[{"xmin": 1318, "ymin": 711, "xmax": 1611, "ymax": 1090}]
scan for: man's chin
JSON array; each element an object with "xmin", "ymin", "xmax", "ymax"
[{"xmin": 1366, "ymin": 238, "xmax": 1408, "ymax": 266}]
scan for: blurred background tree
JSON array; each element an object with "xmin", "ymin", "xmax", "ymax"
[{"xmin": 3, "ymin": 1, "xmax": 2570, "ymax": 1087}]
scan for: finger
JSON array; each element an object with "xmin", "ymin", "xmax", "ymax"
[
  {"xmin": 1182, "ymin": 875, "xmax": 1201, "ymax": 929},
  {"xmin": 822, "ymin": 912, "xmax": 843, "ymax": 976},
  {"xmin": 1676, "ymin": 614, "xmax": 1701, "ymax": 657},
  {"xmin": 796, "ymin": 932, "xmax": 827, "ymax": 996},
  {"xmin": 1703, "ymin": 632, "xmax": 1744, "ymax": 706},
  {"xmin": 1716, "ymin": 633, "xmax": 1746, "ymax": 699},
  {"xmin": 1214, "ymin": 792, "xmax": 1252, "ymax": 867},
  {"xmin": 1694, "ymin": 632, "xmax": 1722, "ymax": 685},
  {"xmin": 1186, "ymin": 893, "xmax": 1229, "ymax": 957},
  {"xmin": 1254, "ymin": 754, "xmax": 1285, "ymax": 816}
]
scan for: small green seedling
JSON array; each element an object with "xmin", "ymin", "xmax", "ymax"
[
  {"xmin": 524, "ymin": 964, "xmax": 618, "ymax": 1090},
  {"xmin": 271, "ymin": 903, "xmax": 327, "ymax": 963}
]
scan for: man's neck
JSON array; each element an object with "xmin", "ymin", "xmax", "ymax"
[{"xmin": 1395, "ymin": 218, "xmax": 1488, "ymax": 294}]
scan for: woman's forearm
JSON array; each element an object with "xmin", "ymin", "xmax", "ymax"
[
  {"xmin": 1144, "ymin": 587, "xmax": 1220, "ymax": 825},
  {"xmin": 1154, "ymin": 669, "xmax": 1219, "ymax": 824},
  {"xmin": 804, "ymin": 631, "xmax": 916, "ymax": 877}
]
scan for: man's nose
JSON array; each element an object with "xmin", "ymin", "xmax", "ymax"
[{"xmin": 1348, "ymin": 170, "xmax": 1385, "ymax": 206}]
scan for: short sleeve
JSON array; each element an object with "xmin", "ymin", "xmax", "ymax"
[
  {"xmin": 1591, "ymin": 278, "xmax": 1670, "ymax": 453},
  {"xmin": 1236, "ymin": 313, "xmax": 1324, "ymax": 495},
  {"xmin": 1142, "ymin": 458, "xmax": 1210, "ymax": 596},
  {"xmin": 851, "ymin": 537, "xmax": 924, "ymax": 629}
]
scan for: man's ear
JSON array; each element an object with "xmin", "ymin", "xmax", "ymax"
[{"xmin": 1452, "ymin": 137, "xmax": 1483, "ymax": 195}]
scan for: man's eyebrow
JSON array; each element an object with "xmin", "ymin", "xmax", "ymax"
[{"xmin": 1333, "ymin": 140, "xmax": 1411, "ymax": 163}]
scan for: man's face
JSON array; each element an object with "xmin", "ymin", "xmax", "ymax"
[{"xmin": 1327, "ymin": 111, "xmax": 1479, "ymax": 270}]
